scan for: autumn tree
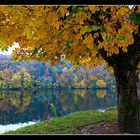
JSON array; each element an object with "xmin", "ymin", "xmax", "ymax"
[
  {"xmin": 19, "ymin": 67, "xmax": 32, "ymax": 89},
  {"xmin": 11, "ymin": 72, "xmax": 21, "ymax": 88},
  {"xmin": 1, "ymin": 68, "xmax": 13, "ymax": 89},
  {"xmin": 0, "ymin": 71, "xmax": 6, "ymax": 88},
  {"xmin": 0, "ymin": 6, "xmax": 140, "ymax": 133},
  {"xmin": 11, "ymin": 67, "xmax": 32, "ymax": 89},
  {"xmin": 96, "ymin": 79, "xmax": 106, "ymax": 88}
]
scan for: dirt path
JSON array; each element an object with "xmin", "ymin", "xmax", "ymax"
[{"xmin": 80, "ymin": 121, "xmax": 119, "ymax": 134}]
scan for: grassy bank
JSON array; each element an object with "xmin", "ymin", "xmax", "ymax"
[{"xmin": 5, "ymin": 107, "xmax": 117, "ymax": 134}]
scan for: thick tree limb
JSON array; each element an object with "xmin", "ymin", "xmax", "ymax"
[
  {"xmin": 99, "ymin": 32, "xmax": 140, "ymax": 72},
  {"xmin": 98, "ymin": 48, "xmax": 115, "ymax": 66},
  {"xmin": 124, "ymin": 32, "xmax": 140, "ymax": 70}
]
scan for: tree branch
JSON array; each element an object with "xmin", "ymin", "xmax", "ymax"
[
  {"xmin": 98, "ymin": 48, "xmax": 115, "ymax": 67},
  {"xmin": 124, "ymin": 32, "xmax": 140, "ymax": 70}
]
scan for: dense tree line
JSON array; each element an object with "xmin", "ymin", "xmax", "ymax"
[{"xmin": 0, "ymin": 54, "xmax": 115, "ymax": 89}]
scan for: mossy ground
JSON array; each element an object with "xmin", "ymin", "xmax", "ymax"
[{"xmin": 5, "ymin": 107, "xmax": 117, "ymax": 134}]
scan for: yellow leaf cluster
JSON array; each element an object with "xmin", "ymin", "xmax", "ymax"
[
  {"xmin": 23, "ymin": 27, "xmax": 33, "ymax": 39},
  {"xmin": 83, "ymin": 34, "xmax": 94, "ymax": 49},
  {"xmin": 0, "ymin": 6, "xmax": 139, "ymax": 71},
  {"xmin": 110, "ymin": 46, "xmax": 119, "ymax": 54},
  {"xmin": 88, "ymin": 6, "xmax": 100, "ymax": 13},
  {"xmin": 116, "ymin": 7, "xmax": 130, "ymax": 16},
  {"xmin": 79, "ymin": 57, "xmax": 91, "ymax": 65},
  {"xmin": 74, "ymin": 13, "xmax": 88, "ymax": 25},
  {"xmin": 57, "ymin": 6, "xmax": 68, "ymax": 17},
  {"xmin": 89, "ymin": 75, "xmax": 97, "ymax": 80},
  {"xmin": 96, "ymin": 79, "xmax": 106, "ymax": 88}
]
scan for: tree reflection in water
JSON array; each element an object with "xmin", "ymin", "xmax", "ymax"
[{"xmin": 0, "ymin": 89, "xmax": 117, "ymax": 125}]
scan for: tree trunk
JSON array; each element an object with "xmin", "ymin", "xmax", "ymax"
[
  {"xmin": 98, "ymin": 32, "xmax": 140, "ymax": 133},
  {"xmin": 114, "ymin": 67, "xmax": 140, "ymax": 134}
]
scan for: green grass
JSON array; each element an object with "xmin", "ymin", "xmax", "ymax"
[{"xmin": 5, "ymin": 107, "xmax": 117, "ymax": 134}]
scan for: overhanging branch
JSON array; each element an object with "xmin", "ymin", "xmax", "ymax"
[{"xmin": 98, "ymin": 48, "xmax": 115, "ymax": 67}]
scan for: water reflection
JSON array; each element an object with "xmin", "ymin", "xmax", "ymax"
[
  {"xmin": 0, "ymin": 89, "xmax": 117, "ymax": 125},
  {"xmin": 0, "ymin": 121, "xmax": 38, "ymax": 134},
  {"xmin": 9, "ymin": 90, "xmax": 31, "ymax": 113},
  {"xmin": 96, "ymin": 90, "xmax": 107, "ymax": 99}
]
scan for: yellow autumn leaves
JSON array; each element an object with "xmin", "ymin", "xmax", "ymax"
[
  {"xmin": 88, "ymin": 6, "xmax": 100, "ymax": 14},
  {"xmin": 98, "ymin": 19, "xmax": 137, "ymax": 56},
  {"xmin": 96, "ymin": 79, "xmax": 106, "ymax": 88},
  {"xmin": 0, "ymin": 6, "xmax": 139, "ymax": 70},
  {"xmin": 83, "ymin": 34, "xmax": 93, "ymax": 49},
  {"xmin": 116, "ymin": 7, "xmax": 130, "ymax": 16}
]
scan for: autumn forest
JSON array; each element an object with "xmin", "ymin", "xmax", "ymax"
[{"xmin": 0, "ymin": 54, "xmax": 115, "ymax": 90}]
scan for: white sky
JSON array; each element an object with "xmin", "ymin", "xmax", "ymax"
[{"xmin": 0, "ymin": 42, "xmax": 20, "ymax": 55}]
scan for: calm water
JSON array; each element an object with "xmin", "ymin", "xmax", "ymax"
[{"xmin": 0, "ymin": 89, "xmax": 117, "ymax": 134}]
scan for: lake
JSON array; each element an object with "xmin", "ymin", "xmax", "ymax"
[{"xmin": 0, "ymin": 89, "xmax": 117, "ymax": 134}]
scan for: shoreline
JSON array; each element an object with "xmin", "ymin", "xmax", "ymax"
[{"xmin": 4, "ymin": 107, "xmax": 117, "ymax": 134}]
